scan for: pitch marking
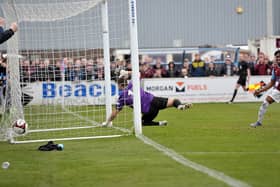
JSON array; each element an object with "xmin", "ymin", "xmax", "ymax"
[{"xmin": 137, "ymin": 134, "xmax": 251, "ymax": 187}]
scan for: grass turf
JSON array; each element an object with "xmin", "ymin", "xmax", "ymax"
[{"xmin": 0, "ymin": 102, "xmax": 279, "ymax": 187}]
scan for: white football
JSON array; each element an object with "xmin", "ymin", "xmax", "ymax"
[{"xmin": 12, "ymin": 119, "xmax": 28, "ymax": 135}]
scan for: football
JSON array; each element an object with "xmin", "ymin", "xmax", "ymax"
[{"xmin": 12, "ymin": 119, "xmax": 28, "ymax": 135}]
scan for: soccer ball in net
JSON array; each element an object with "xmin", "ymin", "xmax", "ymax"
[{"xmin": 12, "ymin": 119, "xmax": 28, "ymax": 135}]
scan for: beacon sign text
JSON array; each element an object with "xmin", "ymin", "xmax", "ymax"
[{"xmin": 42, "ymin": 82, "xmax": 117, "ymax": 98}]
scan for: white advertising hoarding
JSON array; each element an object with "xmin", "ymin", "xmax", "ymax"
[
  {"xmin": 21, "ymin": 76, "xmax": 272, "ymax": 105},
  {"xmin": 142, "ymin": 76, "xmax": 271, "ymax": 103},
  {"xmin": 22, "ymin": 81, "xmax": 119, "ymax": 105}
]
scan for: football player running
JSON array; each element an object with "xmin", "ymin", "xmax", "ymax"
[{"xmin": 250, "ymin": 50, "xmax": 280, "ymax": 127}]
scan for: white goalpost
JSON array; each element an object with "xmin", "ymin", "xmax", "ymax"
[{"xmin": 0, "ymin": 0, "xmax": 142, "ymax": 143}]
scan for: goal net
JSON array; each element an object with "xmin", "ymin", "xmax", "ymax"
[{"xmin": 0, "ymin": 0, "xmax": 140, "ymax": 143}]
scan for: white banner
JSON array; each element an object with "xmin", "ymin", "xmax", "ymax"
[
  {"xmin": 21, "ymin": 81, "xmax": 118, "ymax": 105},
  {"xmin": 21, "ymin": 76, "xmax": 272, "ymax": 105},
  {"xmin": 142, "ymin": 76, "xmax": 272, "ymax": 103}
]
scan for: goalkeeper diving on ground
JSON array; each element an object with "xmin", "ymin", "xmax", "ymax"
[{"xmin": 102, "ymin": 70, "xmax": 192, "ymax": 127}]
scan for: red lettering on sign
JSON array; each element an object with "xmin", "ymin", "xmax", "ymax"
[{"xmin": 187, "ymin": 84, "xmax": 208, "ymax": 90}]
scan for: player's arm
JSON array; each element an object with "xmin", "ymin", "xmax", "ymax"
[
  {"xmin": 102, "ymin": 109, "xmax": 120, "ymax": 126},
  {"xmin": 119, "ymin": 69, "xmax": 131, "ymax": 78},
  {"xmin": 102, "ymin": 94, "xmax": 124, "ymax": 126},
  {"xmin": 107, "ymin": 109, "xmax": 120, "ymax": 123},
  {"xmin": 0, "ymin": 19, "xmax": 17, "ymax": 44}
]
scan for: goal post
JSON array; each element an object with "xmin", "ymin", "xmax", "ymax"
[
  {"xmin": 0, "ymin": 0, "xmax": 142, "ymax": 143},
  {"xmin": 128, "ymin": 0, "xmax": 142, "ymax": 135}
]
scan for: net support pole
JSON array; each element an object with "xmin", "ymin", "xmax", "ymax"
[
  {"xmin": 102, "ymin": 0, "xmax": 112, "ymax": 120},
  {"xmin": 129, "ymin": 0, "xmax": 142, "ymax": 135}
]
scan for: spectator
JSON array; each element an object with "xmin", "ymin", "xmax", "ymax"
[
  {"xmin": 54, "ymin": 60, "xmax": 62, "ymax": 81},
  {"xmin": 206, "ymin": 62, "xmax": 218, "ymax": 77},
  {"xmin": 65, "ymin": 58, "xmax": 75, "ymax": 81},
  {"xmin": 71, "ymin": 59, "xmax": 83, "ymax": 81},
  {"xmin": 153, "ymin": 57, "xmax": 167, "ymax": 77},
  {"xmin": 110, "ymin": 61, "xmax": 117, "ymax": 80},
  {"xmin": 29, "ymin": 59, "xmax": 38, "ymax": 82},
  {"xmin": 264, "ymin": 55, "xmax": 272, "ymax": 75},
  {"xmin": 80, "ymin": 58, "xmax": 87, "ymax": 80},
  {"xmin": 179, "ymin": 68, "xmax": 190, "ymax": 78},
  {"xmin": 255, "ymin": 52, "xmax": 270, "ymax": 75},
  {"xmin": 20, "ymin": 60, "xmax": 32, "ymax": 82},
  {"xmin": 191, "ymin": 53, "xmax": 206, "ymax": 77},
  {"xmin": 140, "ymin": 62, "xmax": 154, "ymax": 78},
  {"xmin": 126, "ymin": 61, "xmax": 132, "ymax": 71},
  {"xmin": 86, "ymin": 60, "xmax": 95, "ymax": 81},
  {"xmin": 96, "ymin": 57, "xmax": 104, "ymax": 80},
  {"xmin": 166, "ymin": 61, "xmax": 179, "ymax": 77},
  {"xmin": 248, "ymin": 54, "xmax": 256, "ymax": 75},
  {"xmin": 179, "ymin": 58, "xmax": 191, "ymax": 78},
  {"xmin": 37, "ymin": 60, "xmax": 49, "ymax": 81},
  {"xmin": 220, "ymin": 56, "xmax": 237, "ymax": 76}
]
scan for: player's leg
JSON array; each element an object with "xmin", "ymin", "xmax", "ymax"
[
  {"xmin": 229, "ymin": 77, "xmax": 244, "ymax": 103},
  {"xmin": 142, "ymin": 109, "xmax": 167, "ymax": 126},
  {"xmin": 229, "ymin": 84, "xmax": 239, "ymax": 103},
  {"xmin": 242, "ymin": 85, "xmax": 248, "ymax": 91},
  {"xmin": 142, "ymin": 98, "xmax": 167, "ymax": 126},
  {"xmin": 250, "ymin": 89, "xmax": 280, "ymax": 127},
  {"xmin": 167, "ymin": 98, "xmax": 192, "ymax": 110}
]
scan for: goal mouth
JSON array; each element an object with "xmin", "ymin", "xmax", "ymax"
[
  {"xmin": 0, "ymin": 0, "xmax": 139, "ymax": 143},
  {"xmin": 9, "ymin": 104, "xmax": 133, "ymax": 143}
]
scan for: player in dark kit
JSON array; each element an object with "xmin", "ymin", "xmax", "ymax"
[
  {"xmin": 228, "ymin": 54, "xmax": 251, "ymax": 103},
  {"xmin": 0, "ymin": 17, "xmax": 18, "ymax": 44},
  {"xmin": 250, "ymin": 50, "xmax": 280, "ymax": 127},
  {"xmin": 102, "ymin": 70, "xmax": 192, "ymax": 127}
]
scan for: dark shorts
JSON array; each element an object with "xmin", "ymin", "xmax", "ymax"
[
  {"xmin": 237, "ymin": 76, "xmax": 247, "ymax": 86},
  {"xmin": 142, "ymin": 97, "xmax": 168, "ymax": 123}
]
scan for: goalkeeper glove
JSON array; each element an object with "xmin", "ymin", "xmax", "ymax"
[{"xmin": 119, "ymin": 70, "xmax": 129, "ymax": 78}]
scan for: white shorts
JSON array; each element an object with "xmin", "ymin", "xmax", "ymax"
[{"xmin": 268, "ymin": 88, "xmax": 280, "ymax": 103}]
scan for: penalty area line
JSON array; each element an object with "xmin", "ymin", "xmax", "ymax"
[{"xmin": 137, "ymin": 134, "xmax": 251, "ymax": 187}]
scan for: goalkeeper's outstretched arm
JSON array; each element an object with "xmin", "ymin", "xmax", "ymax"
[{"xmin": 102, "ymin": 109, "xmax": 120, "ymax": 126}]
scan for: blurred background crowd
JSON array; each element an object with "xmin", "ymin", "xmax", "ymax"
[{"xmin": 0, "ymin": 50, "xmax": 276, "ymax": 85}]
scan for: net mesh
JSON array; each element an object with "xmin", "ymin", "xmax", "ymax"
[{"xmin": 0, "ymin": 0, "xmax": 133, "ymax": 142}]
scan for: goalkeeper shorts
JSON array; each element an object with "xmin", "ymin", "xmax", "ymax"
[{"xmin": 142, "ymin": 97, "xmax": 168, "ymax": 122}]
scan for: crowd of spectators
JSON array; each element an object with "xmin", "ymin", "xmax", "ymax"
[
  {"xmin": 137, "ymin": 52, "xmax": 276, "ymax": 79},
  {"xmin": 0, "ymin": 51, "xmax": 277, "ymax": 84}
]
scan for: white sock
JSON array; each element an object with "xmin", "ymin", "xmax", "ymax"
[{"xmin": 257, "ymin": 100, "xmax": 269, "ymax": 124}]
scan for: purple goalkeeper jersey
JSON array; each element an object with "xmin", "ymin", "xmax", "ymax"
[{"xmin": 116, "ymin": 81, "xmax": 154, "ymax": 113}]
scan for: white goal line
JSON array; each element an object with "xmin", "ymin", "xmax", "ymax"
[{"xmin": 11, "ymin": 134, "xmax": 125, "ymax": 144}]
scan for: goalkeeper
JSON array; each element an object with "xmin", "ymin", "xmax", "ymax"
[
  {"xmin": 0, "ymin": 17, "xmax": 18, "ymax": 44},
  {"xmin": 250, "ymin": 50, "xmax": 280, "ymax": 127},
  {"xmin": 102, "ymin": 70, "xmax": 192, "ymax": 127}
]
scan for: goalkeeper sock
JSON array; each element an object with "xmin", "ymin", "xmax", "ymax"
[
  {"xmin": 142, "ymin": 121, "xmax": 160, "ymax": 126},
  {"xmin": 173, "ymin": 99, "xmax": 181, "ymax": 108},
  {"xmin": 257, "ymin": 100, "xmax": 269, "ymax": 124},
  {"xmin": 230, "ymin": 89, "xmax": 238, "ymax": 102}
]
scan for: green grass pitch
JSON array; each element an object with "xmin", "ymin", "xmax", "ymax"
[{"xmin": 0, "ymin": 103, "xmax": 279, "ymax": 187}]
